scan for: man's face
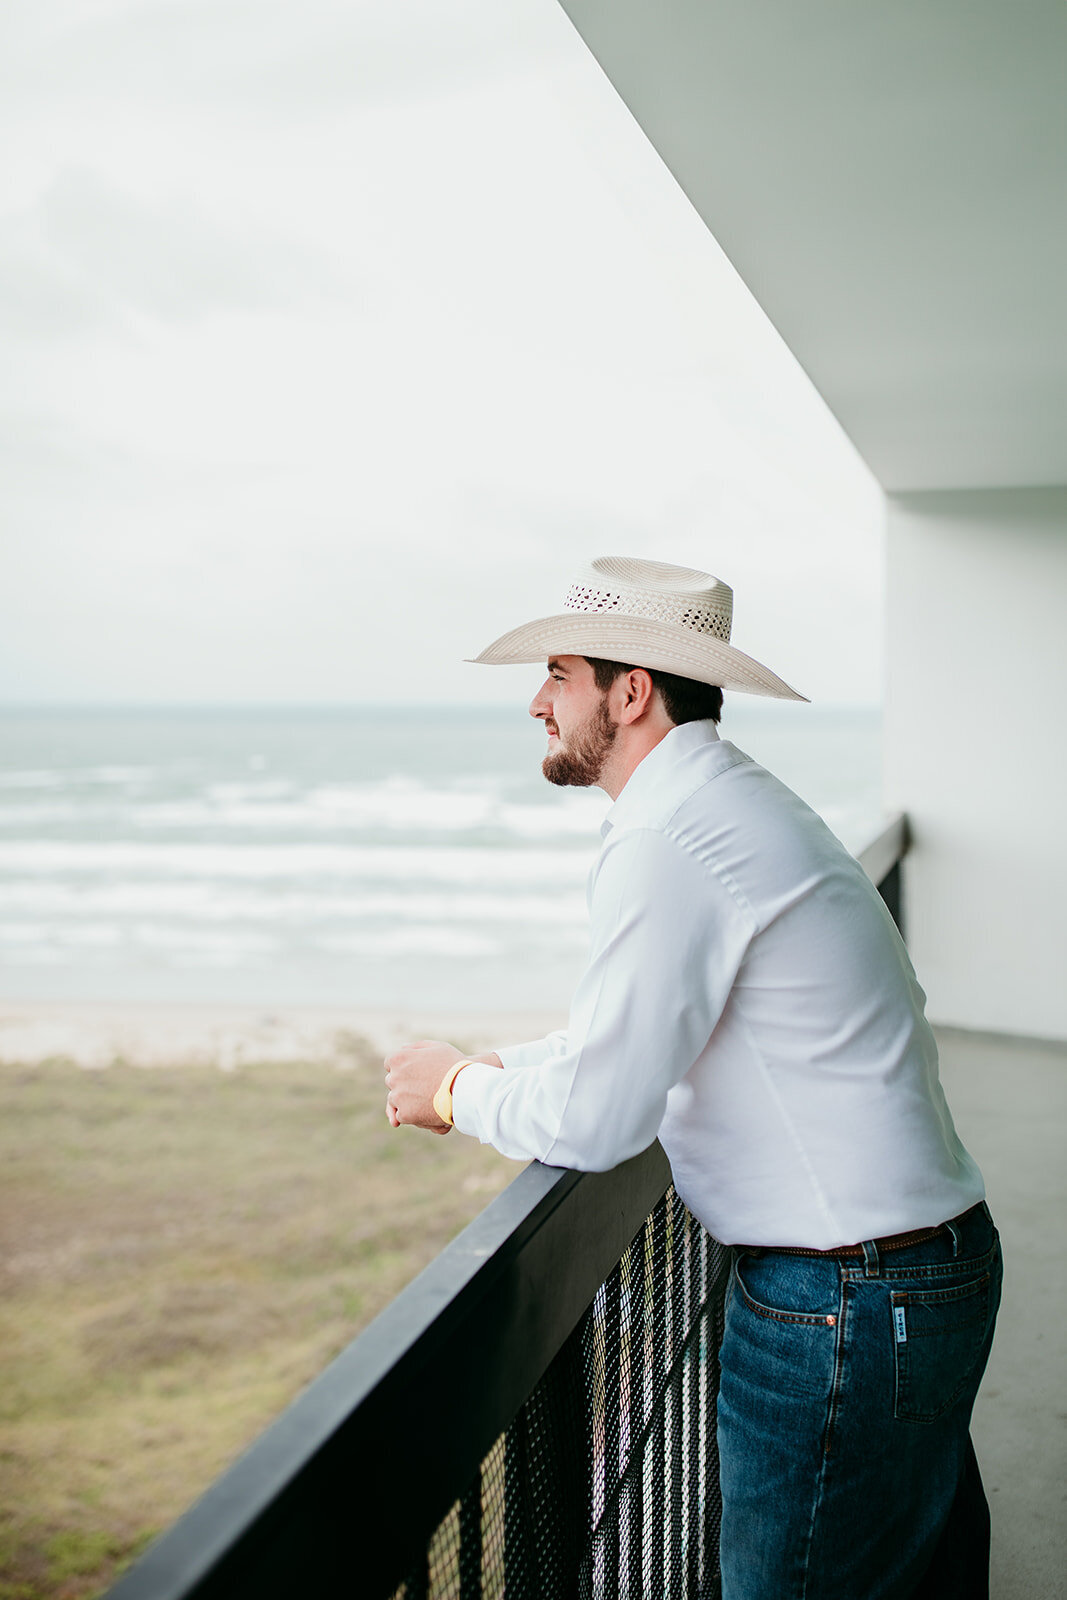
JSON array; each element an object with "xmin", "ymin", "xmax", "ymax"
[{"xmin": 529, "ymin": 655, "xmax": 618, "ymax": 788}]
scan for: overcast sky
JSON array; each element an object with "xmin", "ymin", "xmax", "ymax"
[{"xmin": 1, "ymin": 0, "xmax": 883, "ymax": 708}]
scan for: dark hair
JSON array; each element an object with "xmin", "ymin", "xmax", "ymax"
[{"xmin": 585, "ymin": 657, "xmax": 723, "ymax": 725}]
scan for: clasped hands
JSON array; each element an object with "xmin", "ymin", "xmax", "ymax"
[{"xmin": 384, "ymin": 1039, "xmax": 502, "ymax": 1132}]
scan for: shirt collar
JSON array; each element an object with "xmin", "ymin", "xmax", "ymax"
[{"xmin": 600, "ymin": 720, "xmax": 721, "ymax": 839}]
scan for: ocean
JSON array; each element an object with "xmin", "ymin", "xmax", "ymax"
[{"xmin": 0, "ymin": 704, "xmax": 882, "ymax": 1013}]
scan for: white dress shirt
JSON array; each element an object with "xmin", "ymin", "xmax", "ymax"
[{"xmin": 452, "ymin": 721, "xmax": 984, "ymax": 1248}]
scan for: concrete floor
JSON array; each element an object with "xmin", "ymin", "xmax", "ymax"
[{"xmin": 937, "ymin": 1026, "xmax": 1066, "ymax": 1600}]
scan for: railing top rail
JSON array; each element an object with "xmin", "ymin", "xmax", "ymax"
[
  {"xmin": 856, "ymin": 811, "xmax": 909, "ymax": 887},
  {"xmin": 107, "ymin": 1143, "xmax": 672, "ymax": 1600}
]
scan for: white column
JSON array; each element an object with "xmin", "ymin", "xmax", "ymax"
[{"xmin": 884, "ymin": 488, "xmax": 1067, "ymax": 1040}]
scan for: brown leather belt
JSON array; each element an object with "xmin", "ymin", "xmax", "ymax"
[
  {"xmin": 751, "ymin": 1226, "xmax": 942, "ymax": 1259},
  {"xmin": 741, "ymin": 1203, "xmax": 983, "ymax": 1260}
]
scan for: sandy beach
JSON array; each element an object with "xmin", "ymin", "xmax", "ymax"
[{"xmin": 0, "ymin": 1001, "xmax": 567, "ymax": 1072}]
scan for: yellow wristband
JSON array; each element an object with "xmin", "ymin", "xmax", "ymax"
[{"xmin": 432, "ymin": 1059, "xmax": 473, "ymax": 1128}]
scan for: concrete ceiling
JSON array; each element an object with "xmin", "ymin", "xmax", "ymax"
[{"xmin": 556, "ymin": 0, "xmax": 1067, "ymax": 493}]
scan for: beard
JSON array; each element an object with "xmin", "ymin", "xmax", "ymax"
[{"xmin": 542, "ymin": 695, "xmax": 618, "ymax": 788}]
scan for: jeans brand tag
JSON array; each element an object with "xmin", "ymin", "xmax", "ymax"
[{"xmin": 894, "ymin": 1305, "xmax": 907, "ymax": 1344}]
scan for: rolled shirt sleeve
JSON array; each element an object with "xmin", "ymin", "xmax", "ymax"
[{"xmin": 452, "ymin": 825, "xmax": 755, "ymax": 1168}]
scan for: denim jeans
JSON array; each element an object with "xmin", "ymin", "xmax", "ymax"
[{"xmin": 716, "ymin": 1203, "xmax": 1002, "ymax": 1599}]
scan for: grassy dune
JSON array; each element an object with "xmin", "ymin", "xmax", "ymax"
[{"xmin": 0, "ymin": 1041, "xmax": 520, "ymax": 1599}]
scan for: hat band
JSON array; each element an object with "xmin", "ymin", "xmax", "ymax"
[{"xmin": 562, "ymin": 582, "xmax": 732, "ymax": 642}]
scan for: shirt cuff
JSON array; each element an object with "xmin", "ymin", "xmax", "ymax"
[{"xmin": 452, "ymin": 1060, "xmax": 511, "ymax": 1142}]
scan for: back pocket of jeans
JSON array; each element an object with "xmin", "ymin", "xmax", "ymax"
[{"xmin": 892, "ymin": 1274, "xmax": 992, "ymax": 1423}]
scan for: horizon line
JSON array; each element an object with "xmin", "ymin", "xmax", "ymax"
[{"xmin": 0, "ymin": 698, "xmax": 884, "ymax": 714}]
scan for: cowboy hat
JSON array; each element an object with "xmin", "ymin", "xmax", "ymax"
[{"xmin": 469, "ymin": 555, "xmax": 807, "ymax": 701}]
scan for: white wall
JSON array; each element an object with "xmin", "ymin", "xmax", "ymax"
[{"xmin": 885, "ymin": 489, "xmax": 1067, "ymax": 1040}]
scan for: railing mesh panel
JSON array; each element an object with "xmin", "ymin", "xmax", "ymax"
[{"xmin": 391, "ymin": 1187, "xmax": 730, "ymax": 1600}]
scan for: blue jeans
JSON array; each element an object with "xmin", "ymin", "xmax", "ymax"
[{"xmin": 716, "ymin": 1203, "xmax": 1002, "ymax": 1599}]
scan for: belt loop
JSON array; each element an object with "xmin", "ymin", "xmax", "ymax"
[
  {"xmin": 946, "ymin": 1219, "xmax": 962, "ymax": 1258},
  {"xmin": 861, "ymin": 1239, "xmax": 881, "ymax": 1278}
]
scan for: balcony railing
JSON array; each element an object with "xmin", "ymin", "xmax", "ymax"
[{"xmin": 106, "ymin": 814, "xmax": 908, "ymax": 1600}]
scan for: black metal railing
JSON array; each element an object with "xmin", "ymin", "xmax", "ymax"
[
  {"xmin": 106, "ymin": 1146, "xmax": 712, "ymax": 1600},
  {"xmin": 106, "ymin": 814, "xmax": 908, "ymax": 1600}
]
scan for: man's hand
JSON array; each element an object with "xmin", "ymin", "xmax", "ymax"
[{"xmin": 384, "ymin": 1041, "xmax": 504, "ymax": 1133}]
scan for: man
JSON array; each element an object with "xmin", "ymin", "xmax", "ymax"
[{"xmin": 385, "ymin": 555, "xmax": 1001, "ymax": 1600}]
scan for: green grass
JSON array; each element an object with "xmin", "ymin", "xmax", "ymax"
[{"xmin": 0, "ymin": 1045, "xmax": 520, "ymax": 1598}]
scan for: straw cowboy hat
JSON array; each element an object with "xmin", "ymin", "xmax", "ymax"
[{"xmin": 470, "ymin": 555, "xmax": 807, "ymax": 701}]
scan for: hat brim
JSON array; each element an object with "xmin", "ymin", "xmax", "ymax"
[{"xmin": 468, "ymin": 613, "xmax": 808, "ymax": 701}]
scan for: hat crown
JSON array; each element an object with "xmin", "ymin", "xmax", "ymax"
[{"xmin": 563, "ymin": 556, "xmax": 733, "ymax": 644}]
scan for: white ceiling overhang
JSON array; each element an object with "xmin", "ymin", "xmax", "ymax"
[{"xmin": 556, "ymin": 0, "xmax": 1067, "ymax": 493}]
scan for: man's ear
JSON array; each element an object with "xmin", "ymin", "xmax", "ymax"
[{"xmin": 616, "ymin": 667, "xmax": 656, "ymax": 725}]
